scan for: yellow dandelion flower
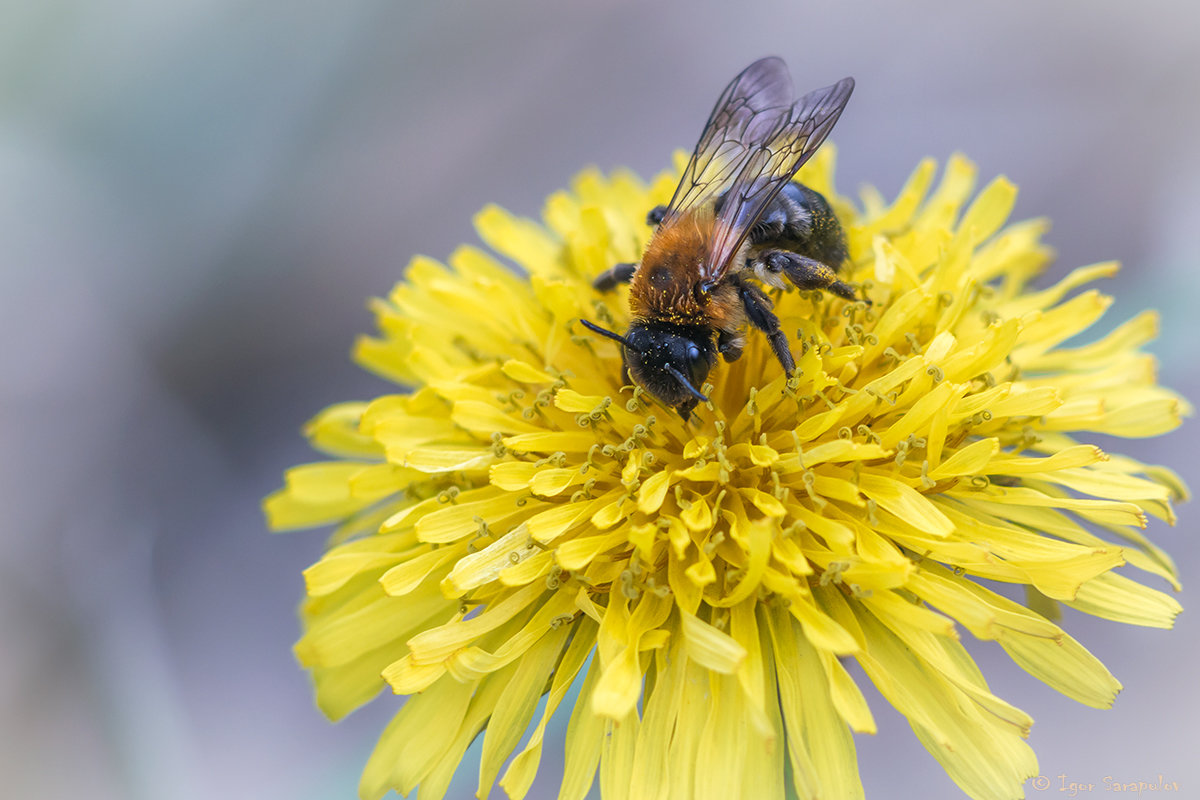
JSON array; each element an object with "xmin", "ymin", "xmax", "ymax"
[{"xmin": 265, "ymin": 147, "xmax": 1188, "ymax": 800}]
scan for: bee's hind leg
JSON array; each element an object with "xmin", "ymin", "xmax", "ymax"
[
  {"xmin": 761, "ymin": 249, "xmax": 858, "ymax": 301},
  {"xmin": 736, "ymin": 281, "xmax": 796, "ymax": 374},
  {"xmin": 593, "ymin": 262, "xmax": 637, "ymax": 292}
]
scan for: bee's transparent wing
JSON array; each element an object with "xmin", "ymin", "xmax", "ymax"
[
  {"xmin": 664, "ymin": 57, "xmax": 796, "ymax": 221},
  {"xmin": 692, "ymin": 76, "xmax": 854, "ymax": 286}
]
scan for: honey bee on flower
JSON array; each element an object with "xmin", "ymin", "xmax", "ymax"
[{"xmin": 584, "ymin": 57, "xmax": 860, "ymax": 419}]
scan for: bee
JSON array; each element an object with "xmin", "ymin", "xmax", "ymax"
[{"xmin": 581, "ymin": 57, "xmax": 858, "ymax": 419}]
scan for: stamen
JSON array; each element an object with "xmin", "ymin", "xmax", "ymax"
[
  {"xmin": 920, "ymin": 460, "xmax": 935, "ymax": 489},
  {"xmin": 549, "ymin": 613, "xmax": 576, "ymax": 629}
]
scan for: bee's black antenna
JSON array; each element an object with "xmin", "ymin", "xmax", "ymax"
[
  {"xmin": 665, "ymin": 365, "xmax": 710, "ymax": 403},
  {"xmin": 579, "ymin": 319, "xmax": 642, "ymax": 353}
]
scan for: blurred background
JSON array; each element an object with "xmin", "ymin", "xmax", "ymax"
[{"xmin": 2, "ymin": 1, "xmax": 1197, "ymax": 798}]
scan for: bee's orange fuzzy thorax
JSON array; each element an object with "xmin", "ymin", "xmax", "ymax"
[{"xmin": 629, "ymin": 211, "xmax": 714, "ymax": 324}]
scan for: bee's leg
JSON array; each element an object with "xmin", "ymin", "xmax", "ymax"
[
  {"xmin": 717, "ymin": 329, "xmax": 744, "ymax": 363},
  {"xmin": 761, "ymin": 250, "xmax": 858, "ymax": 301},
  {"xmin": 676, "ymin": 397, "xmax": 699, "ymax": 423},
  {"xmin": 646, "ymin": 206, "xmax": 668, "ymax": 226},
  {"xmin": 592, "ymin": 262, "xmax": 637, "ymax": 292},
  {"xmin": 737, "ymin": 281, "xmax": 796, "ymax": 374}
]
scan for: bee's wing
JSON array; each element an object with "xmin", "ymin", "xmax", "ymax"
[
  {"xmin": 670, "ymin": 69, "xmax": 854, "ymax": 287},
  {"xmin": 664, "ymin": 57, "xmax": 796, "ymax": 219}
]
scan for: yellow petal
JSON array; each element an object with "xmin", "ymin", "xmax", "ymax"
[
  {"xmin": 442, "ymin": 523, "xmax": 538, "ymax": 595},
  {"xmin": 357, "ymin": 675, "xmax": 471, "ymax": 800},
  {"xmin": 789, "ymin": 597, "xmax": 860, "ymax": 655},
  {"xmin": 402, "ymin": 446, "xmax": 494, "ymax": 473},
  {"xmin": 637, "ymin": 469, "xmax": 672, "ymax": 513},
  {"xmin": 501, "ymin": 358, "xmax": 556, "ymax": 384},
  {"xmin": 765, "ymin": 604, "xmax": 865, "ymax": 800},
  {"xmin": 451, "ymin": 399, "xmax": 545, "ymax": 435},
  {"xmin": 999, "ymin": 629, "xmax": 1122, "ymax": 709},
  {"xmin": 477, "ymin": 624, "xmax": 570, "ymax": 798},
  {"xmin": 680, "ymin": 610, "xmax": 747, "ymax": 674},
  {"xmin": 558, "ymin": 661, "xmax": 605, "ymax": 800},
  {"xmin": 630, "ymin": 631, "xmax": 688, "ymax": 800},
  {"xmin": 406, "ymin": 581, "xmax": 545, "ymax": 664},
  {"xmin": 908, "ymin": 566, "xmax": 1062, "ymax": 641},
  {"xmin": 489, "ymin": 461, "xmax": 538, "ymax": 491},
  {"xmin": 694, "ymin": 672, "xmax": 750, "ymax": 800},
  {"xmin": 501, "ymin": 617, "xmax": 598, "ymax": 800},
  {"xmin": 414, "ymin": 488, "xmax": 526, "ymax": 543},
  {"xmin": 1064, "ymin": 572, "xmax": 1182, "ymax": 628},
  {"xmin": 927, "ymin": 438, "xmax": 999, "ymax": 480},
  {"xmin": 598, "ymin": 708, "xmax": 641, "ymax": 800},
  {"xmin": 503, "ymin": 430, "xmax": 597, "ymax": 453},
  {"xmin": 825, "ymin": 654, "xmax": 877, "ymax": 737},
  {"xmin": 304, "ymin": 549, "xmax": 409, "ymax": 597},
  {"xmin": 377, "ymin": 545, "xmax": 462, "ymax": 596},
  {"xmin": 554, "ymin": 388, "xmax": 608, "ymax": 413},
  {"xmin": 301, "ymin": 401, "xmax": 380, "ymax": 459},
  {"xmin": 852, "ymin": 608, "xmax": 1038, "ymax": 800},
  {"xmin": 379, "ymin": 653, "xmax": 446, "ymax": 695},
  {"xmin": 527, "ymin": 497, "xmax": 603, "ymax": 544},
  {"xmin": 419, "ymin": 660, "xmax": 525, "ymax": 800},
  {"xmin": 297, "ymin": 586, "xmax": 450, "ymax": 669},
  {"xmin": 861, "ymin": 590, "xmax": 957, "ymax": 638},
  {"xmin": 474, "ymin": 204, "xmax": 561, "ymax": 276},
  {"xmin": 858, "ymin": 471, "xmax": 955, "ymax": 538}
]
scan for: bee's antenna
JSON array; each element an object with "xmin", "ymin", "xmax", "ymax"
[
  {"xmin": 665, "ymin": 365, "xmax": 710, "ymax": 403},
  {"xmin": 579, "ymin": 319, "xmax": 641, "ymax": 353}
]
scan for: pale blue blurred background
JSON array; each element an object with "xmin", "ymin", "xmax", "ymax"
[{"xmin": 1, "ymin": 1, "xmax": 1197, "ymax": 799}]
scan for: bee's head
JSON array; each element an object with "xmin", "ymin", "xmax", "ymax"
[{"xmin": 581, "ymin": 319, "xmax": 716, "ymax": 420}]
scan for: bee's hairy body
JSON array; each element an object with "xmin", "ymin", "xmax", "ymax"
[
  {"xmin": 601, "ymin": 180, "xmax": 854, "ymax": 417},
  {"xmin": 741, "ymin": 181, "xmax": 849, "ymax": 279}
]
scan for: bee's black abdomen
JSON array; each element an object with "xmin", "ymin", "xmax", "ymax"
[
  {"xmin": 727, "ymin": 181, "xmax": 849, "ymax": 273},
  {"xmin": 776, "ymin": 182, "xmax": 849, "ymax": 271}
]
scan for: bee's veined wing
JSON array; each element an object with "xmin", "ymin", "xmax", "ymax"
[
  {"xmin": 696, "ymin": 75, "xmax": 855, "ymax": 286},
  {"xmin": 664, "ymin": 57, "xmax": 796, "ymax": 222}
]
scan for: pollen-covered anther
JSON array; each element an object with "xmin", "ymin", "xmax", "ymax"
[
  {"xmin": 549, "ymin": 612, "xmax": 577, "ymax": 629},
  {"xmin": 769, "ymin": 470, "xmax": 786, "ymax": 500},
  {"xmin": 534, "ymin": 451, "xmax": 568, "ymax": 468},
  {"xmin": 919, "ymin": 460, "xmax": 936, "ymax": 489},
  {"xmin": 744, "ymin": 386, "xmax": 760, "ymax": 418},
  {"xmin": 856, "ymin": 423, "xmax": 882, "ymax": 444}
]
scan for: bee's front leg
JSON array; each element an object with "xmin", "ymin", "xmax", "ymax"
[
  {"xmin": 592, "ymin": 262, "xmax": 637, "ymax": 292},
  {"xmin": 736, "ymin": 281, "xmax": 795, "ymax": 374},
  {"xmin": 646, "ymin": 206, "xmax": 668, "ymax": 226},
  {"xmin": 717, "ymin": 329, "xmax": 744, "ymax": 363}
]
